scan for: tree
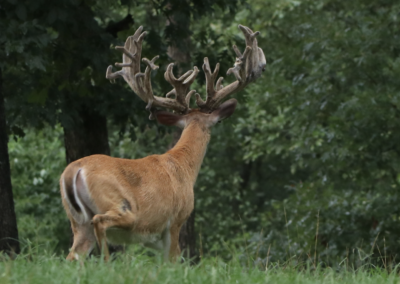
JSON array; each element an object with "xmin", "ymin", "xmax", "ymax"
[
  {"xmin": 0, "ymin": 68, "xmax": 20, "ymax": 255},
  {"xmin": 0, "ymin": 0, "xmax": 54, "ymax": 255}
]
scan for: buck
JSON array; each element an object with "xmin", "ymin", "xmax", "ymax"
[{"xmin": 60, "ymin": 24, "xmax": 266, "ymax": 261}]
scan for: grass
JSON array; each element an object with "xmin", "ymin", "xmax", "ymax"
[{"xmin": 0, "ymin": 248, "xmax": 399, "ymax": 284}]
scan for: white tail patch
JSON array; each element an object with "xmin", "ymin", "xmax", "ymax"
[{"xmin": 73, "ymin": 169, "xmax": 90, "ymax": 223}]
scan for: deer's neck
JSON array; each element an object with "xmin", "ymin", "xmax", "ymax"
[{"xmin": 166, "ymin": 121, "xmax": 210, "ymax": 185}]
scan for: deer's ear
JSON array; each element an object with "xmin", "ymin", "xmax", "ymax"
[
  {"xmin": 210, "ymin": 99, "xmax": 237, "ymax": 123},
  {"xmin": 155, "ymin": 111, "xmax": 185, "ymax": 128}
]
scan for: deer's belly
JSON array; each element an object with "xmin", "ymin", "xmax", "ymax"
[{"xmin": 106, "ymin": 228, "xmax": 161, "ymax": 245}]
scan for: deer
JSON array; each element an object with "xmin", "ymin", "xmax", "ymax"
[{"xmin": 60, "ymin": 24, "xmax": 266, "ymax": 262}]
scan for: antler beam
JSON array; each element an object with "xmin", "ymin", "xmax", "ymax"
[
  {"xmin": 106, "ymin": 26, "xmax": 198, "ymax": 118},
  {"xmin": 196, "ymin": 25, "xmax": 266, "ymax": 113},
  {"xmin": 106, "ymin": 24, "xmax": 266, "ymax": 117}
]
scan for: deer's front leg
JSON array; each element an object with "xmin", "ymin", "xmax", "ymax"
[
  {"xmin": 161, "ymin": 223, "xmax": 172, "ymax": 261},
  {"xmin": 169, "ymin": 224, "xmax": 182, "ymax": 262}
]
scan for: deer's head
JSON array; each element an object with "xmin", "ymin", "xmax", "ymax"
[
  {"xmin": 106, "ymin": 25, "xmax": 266, "ymax": 130},
  {"xmin": 154, "ymin": 98, "xmax": 237, "ymax": 129}
]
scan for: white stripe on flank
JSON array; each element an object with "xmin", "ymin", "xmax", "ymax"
[
  {"xmin": 73, "ymin": 169, "xmax": 89, "ymax": 223},
  {"xmin": 62, "ymin": 178, "xmax": 68, "ymax": 204},
  {"xmin": 79, "ymin": 171, "xmax": 98, "ymax": 215}
]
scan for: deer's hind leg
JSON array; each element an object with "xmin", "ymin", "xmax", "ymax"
[
  {"xmin": 66, "ymin": 219, "xmax": 96, "ymax": 261},
  {"xmin": 91, "ymin": 201, "xmax": 136, "ymax": 261}
]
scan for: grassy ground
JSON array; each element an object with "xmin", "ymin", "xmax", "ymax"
[{"xmin": 0, "ymin": 250, "xmax": 398, "ymax": 284}]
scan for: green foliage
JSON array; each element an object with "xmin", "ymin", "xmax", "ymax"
[
  {"xmin": 1, "ymin": 0, "xmax": 247, "ymax": 134},
  {"xmin": 8, "ymin": 125, "xmax": 70, "ymax": 250},
  {"xmin": 229, "ymin": 0, "xmax": 400, "ymax": 264}
]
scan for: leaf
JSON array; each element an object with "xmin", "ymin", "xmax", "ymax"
[
  {"xmin": 15, "ymin": 4, "xmax": 27, "ymax": 21},
  {"xmin": 47, "ymin": 9, "xmax": 57, "ymax": 24},
  {"xmin": 27, "ymin": 56, "xmax": 46, "ymax": 71},
  {"xmin": 27, "ymin": 88, "xmax": 48, "ymax": 105},
  {"xmin": 11, "ymin": 126, "xmax": 25, "ymax": 141}
]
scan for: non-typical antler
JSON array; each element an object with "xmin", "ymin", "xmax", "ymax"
[
  {"xmin": 106, "ymin": 26, "xmax": 198, "ymax": 118},
  {"xmin": 106, "ymin": 24, "xmax": 266, "ymax": 117},
  {"xmin": 195, "ymin": 25, "xmax": 266, "ymax": 113}
]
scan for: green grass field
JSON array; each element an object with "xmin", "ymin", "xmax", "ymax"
[{"xmin": 1, "ymin": 250, "xmax": 398, "ymax": 284}]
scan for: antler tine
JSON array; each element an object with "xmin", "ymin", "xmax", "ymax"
[
  {"xmin": 195, "ymin": 57, "xmax": 222, "ymax": 110},
  {"xmin": 106, "ymin": 26, "xmax": 198, "ymax": 118},
  {"xmin": 136, "ymin": 55, "xmax": 159, "ymax": 111},
  {"xmin": 164, "ymin": 63, "xmax": 199, "ymax": 111},
  {"xmin": 196, "ymin": 24, "xmax": 266, "ymax": 113}
]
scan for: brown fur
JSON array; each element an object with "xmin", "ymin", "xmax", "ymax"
[{"xmin": 60, "ymin": 112, "xmax": 218, "ymax": 261}]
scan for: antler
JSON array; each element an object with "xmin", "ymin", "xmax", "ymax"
[
  {"xmin": 106, "ymin": 26, "xmax": 198, "ymax": 119},
  {"xmin": 106, "ymin": 24, "xmax": 266, "ymax": 118},
  {"xmin": 195, "ymin": 25, "xmax": 266, "ymax": 113}
]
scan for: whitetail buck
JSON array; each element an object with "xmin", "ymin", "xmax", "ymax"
[{"xmin": 60, "ymin": 24, "xmax": 266, "ymax": 261}]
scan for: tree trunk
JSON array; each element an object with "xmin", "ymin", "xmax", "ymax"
[
  {"xmin": 0, "ymin": 68, "xmax": 20, "ymax": 255},
  {"xmin": 63, "ymin": 108, "xmax": 110, "ymax": 164}
]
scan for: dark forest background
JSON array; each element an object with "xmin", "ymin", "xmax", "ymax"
[{"xmin": 1, "ymin": 0, "xmax": 400, "ymax": 267}]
